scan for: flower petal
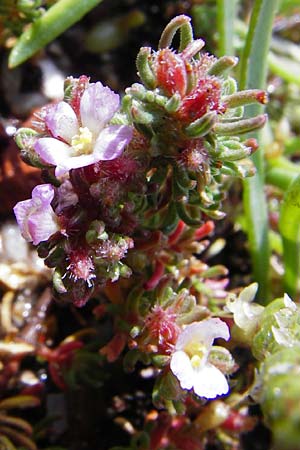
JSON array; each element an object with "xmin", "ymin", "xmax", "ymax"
[
  {"xmin": 176, "ymin": 318, "xmax": 230, "ymax": 351},
  {"xmin": 80, "ymin": 82, "xmax": 120, "ymax": 135},
  {"xmin": 94, "ymin": 125, "xmax": 133, "ymax": 160},
  {"xmin": 45, "ymin": 102, "xmax": 79, "ymax": 143},
  {"xmin": 13, "ymin": 184, "xmax": 59, "ymax": 245},
  {"xmin": 170, "ymin": 350, "xmax": 194, "ymax": 390},
  {"xmin": 34, "ymin": 137, "xmax": 71, "ymax": 166},
  {"xmin": 193, "ymin": 363, "xmax": 229, "ymax": 399},
  {"xmin": 54, "ymin": 153, "xmax": 100, "ymax": 177},
  {"xmin": 27, "ymin": 209, "xmax": 59, "ymax": 245},
  {"xmin": 14, "ymin": 199, "xmax": 36, "ymax": 241},
  {"xmin": 32, "ymin": 183, "xmax": 55, "ymax": 205}
]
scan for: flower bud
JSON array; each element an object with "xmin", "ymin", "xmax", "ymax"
[
  {"xmin": 15, "ymin": 128, "xmax": 49, "ymax": 168},
  {"xmin": 214, "ymin": 114, "xmax": 267, "ymax": 136},
  {"xmin": 208, "ymin": 56, "xmax": 239, "ymax": 76},
  {"xmin": 184, "ymin": 111, "xmax": 217, "ymax": 138},
  {"xmin": 136, "ymin": 47, "xmax": 157, "ymax": 89}
]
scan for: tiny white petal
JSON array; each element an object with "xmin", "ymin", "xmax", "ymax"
[
  {"xmin": 170, "ymin": 351, "xmax": 194, "ymax": 390},
  {"xmin": 283, "ymin": 293, "xmax": 297, "ymax": 310},
  {"xmin": 238, "ymin": 283, "xmax": 258, "ymax": 303},
  {"xmin": 193, "ymin": 364, "xmax": 229, "ymax": 399},
  {"xmin": 226, "ymin": 284, "xmax": 264, "ymax": 332},
  {"xmin": 176, "ymin": 319, "xmax": 230, "ymax": 351}
]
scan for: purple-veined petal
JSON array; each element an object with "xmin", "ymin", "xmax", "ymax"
[
  {"xmin": 170, "ymin": 350, "xmax": 194, "ymax": 390},
  {"xmin": 175, "ymin": 319, "xmax": 230, "ymax": 351},
  {"xmin": 54, "ymin": 124, "xmax": 132, "ymax": 176},
  {"xmin": 31, "ymin": 183, "xmax": 55, "ymax": 205},
  {"xmin": 80, "ymin": 82, "xmax": 120, "ymax": 135},
  {"xmin": 13, "ymin": 184, "xmax": 59, "ymax": 245},
  {"xmin": 193, "ymin": 364, "xmax": 229, "ymax": 399},
  {"xmin": 54, "ymin": 153, "xmax": 100, "ymax": 177},
  {"xmin": 14, "ymin": 199, "xmax": 36, "ymax": 242},
  {"xmin": 34, "ymin": 137, "xmax": 71, "ymax": 166},
  {"xmin": 45, "ymin": 101, "xmax": 79, "ymax": 143},
  {"xmin": 27, "ymin": 209, "xmax": 59, "ymax": 245},
  {"xmin": 94, "ymin": 125, "xmax": 133, "ymax": 160}
]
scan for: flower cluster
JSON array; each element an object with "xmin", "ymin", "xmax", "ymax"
[
  {"xmin": 14, "ymin": 77, "xmax": 135, "ymax": 305},
  {"xmin": 13, "ymin": 15, "xmax": 268, "ymax": 407}
]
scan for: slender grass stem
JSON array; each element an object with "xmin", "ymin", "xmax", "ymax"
[
  {"xmin": 279, "ymin": 175, "xmax": 300, "ymax": 298},
  {"xmin": 216, "ymin": 0, "xmax": 238, "ymax": 56},
  {"xmin": 239, "ymin": 0, "xmax": 279, "ymax": 303}
]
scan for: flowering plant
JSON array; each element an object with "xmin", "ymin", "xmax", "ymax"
[{"xmin": 3, "ymin": 7, "xmax": 300, "ymax": 450}]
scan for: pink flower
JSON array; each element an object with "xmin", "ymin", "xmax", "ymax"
[
  {"xmin": 13, "ymin": 184, "xmax": 59, "ymax": 245},
  {"xmin": 34, "ymin": 82, "xmax": 133, "ymax": 177},
  {"xmin": 170, "ymin": 318, "xmax": 230, "ymax": 399}
]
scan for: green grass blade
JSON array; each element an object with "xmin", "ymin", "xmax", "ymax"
[
  {"xmin": 279, "ymin": 175, "xmax": 300, "ymax": 298},
  {"xmin": 8, "ymin": 0, "xmax": 103, "ymax": 68},
  {"xmin": 239, "ymin": 0, "xmax": 279, "ymax": 303},
  {"xmin": 268, "ymin": 52, "xmax": 300, "ymax": 85},
  {"xmin": 266, "ymin": 157, "xmax": 300, "ymax": 190},
  {"xmin": 216, "ymin": 0, "xmax": 238, "ymax": 56}
]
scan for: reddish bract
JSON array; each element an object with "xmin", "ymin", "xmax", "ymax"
[
  {"xmin": 178, "ymin": 78, "xmax": 223, "ymax": 122},
  {"xmin": 156, "ymin": 49, "xmax": 187, "ymax": 97}
]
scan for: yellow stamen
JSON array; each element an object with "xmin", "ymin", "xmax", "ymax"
[
  {"xmin": 184, "ymin": 341, "xmax": 206, "ymax": 369},
  {"xmin": 71, "ymin": 127, "xmax": 93, "ymax": 155}
]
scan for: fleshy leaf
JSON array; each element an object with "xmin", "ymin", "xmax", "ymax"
[{"xmin": 9, "ymin": 0, "xmax": 103, "ymax": 68}]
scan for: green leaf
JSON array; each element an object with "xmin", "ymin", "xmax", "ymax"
[
  {"xmin": 268, "ymin": 52, "xmax": 300, "ymax": 85},
  {"xmin": 279, "ymin": 175, "xmax": 300, "ymax": 297},
  {"xmin": 8, "ymin": 0, "xmax": 103, "ymax": 68},
  {"xmin": 239, "ymin": 0, "xmax": 279, "ymax": 303},
  {"xmin": 266, "ymin": 157, "xmax": 300, "ymax": 190},
  {"xmin": 216, "ymin": 0, "xmax": 237, "ymax": 56}
]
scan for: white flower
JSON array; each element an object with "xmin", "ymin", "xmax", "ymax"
[
  {"xmin": 226, "ymin": 283, "xmax": 264, "ymax": 336},
  {"xmin": 170, "ymin": 318, "xmax": 230, "ymax": 399}
]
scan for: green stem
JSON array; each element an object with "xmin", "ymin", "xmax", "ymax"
[
  {"xmin": 216, "ymin": 0, "xmax": 238, "ymax": 56},
  {"xmin": 279, "ymin": 175, "xmax": 300, "ymax": 298},
  {"xmin": 239, "ymin": 0, "xmax": 279, "ymax": 303}
]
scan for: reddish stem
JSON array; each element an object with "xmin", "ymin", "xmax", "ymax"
[
  {"xmin": 144, "ymin": 260, "xmax": 165, "ymax": 290},
  {"xmin": 168, "ymin": 220, "xmax": 185, "ymax": 245},
  {"xmin": 194, "ymin": 220, "xmax": 214, "ymax": 240}
]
